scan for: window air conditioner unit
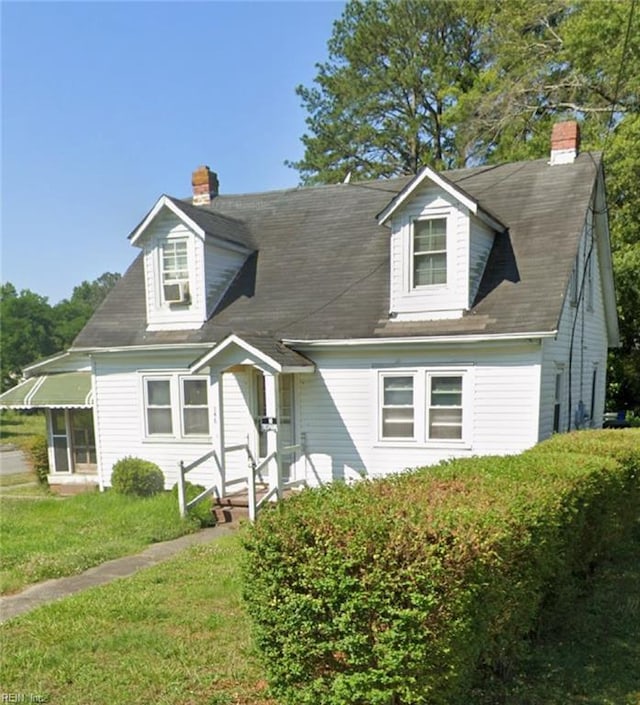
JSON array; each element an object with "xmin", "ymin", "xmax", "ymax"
[{"xmin": 163, "ymin": 281, "xmax": 189, "ymax": 304}]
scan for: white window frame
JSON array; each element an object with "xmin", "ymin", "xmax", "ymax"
[
  {"xmin": 180, "ymin": 375, "xmax": 210, "ymax": 437},
  {"xmin": 141, "ymin": 373, "xmax": 211, "ymax": 442},
  {"xmin": 376, "ymin": 366, "xmax": 472, "ymax": 446},
  {"xmin": 161, "ymin": 238, "xmax": 190, "ymax": 305},
  {"xmin": 426, "ymin": 372, "xmax": 464, "ymax": 442},
  {"xmin": 144, "ymin": 376, "xmax": 174, "ymax": 437},
  {"xmin": 410, "ymin": 214, "xmax": 449, "ymax": 290},
  {"xmin": 378, "ymin": 372, "xmax": 417, "ymax": 442}
]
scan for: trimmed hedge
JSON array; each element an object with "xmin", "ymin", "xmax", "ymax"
[
  {"xmin": 111, "ymin": 456, "xmax": 165, "ymax": 497},
  {"xmin": 242, "ymin": 430, "xmax": 640, "ymax": 705}
]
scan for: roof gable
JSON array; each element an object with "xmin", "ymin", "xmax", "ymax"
[
  {"xmin": 377, "ymin": 165, "xmax": 506, "ymax": 233},
  {"xmin": 129, "ymin": 195, "xmax": 253, "ymax": 252}
]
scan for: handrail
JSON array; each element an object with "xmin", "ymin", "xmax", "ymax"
[{"xmin": 178, "ymin": 432, "xmax": 308, "ymax": 520}]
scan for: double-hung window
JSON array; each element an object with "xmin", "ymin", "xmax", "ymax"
[
  {"xmin": 380, "ymin": 375, "xmax": 415, "ymax": 439},
  {"xmin": 427, "ymin": 375, "xmax": 463, "ymax": 440},
  {"xmin": 162, "ymin": 239, "xmax": 189, "ymax": 304},
  {"xmin": 181, "ymin": 378, "xmax": 210, "ymax": 435},
  {"xmin": 145, "ymin": 378, "xmax": 173, "ymax": 435},
  {"xmin": 413, "ymin": 218, "xmax": 447, "ymax": 287},
  {"xmin": 143, "ymin": 375, "xmax": 210, "ymax": 439}
]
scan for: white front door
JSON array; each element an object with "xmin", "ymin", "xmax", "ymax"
[{"xmin": 254, "ymin": 372, "xmax": 296, "ymax": 483}]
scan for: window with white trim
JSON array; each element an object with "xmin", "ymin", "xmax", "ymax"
[
  {"xmin": 412, "ymin": 217, "xmax": 447, "ymax": 287},
  {"xmin": 161, "ymin": 239, "xmax": 190, "ymax": 304},
  {"xmin": 143, "ymin": 375, "xmax": 210, "ymax": 439},
  {"xmin": 427, "ymin": 374, "xmax": 463, "ymax": 440},
  {"xmin": 181, "ymin": 377, "xmax": 210, "ymax": 435},
  {"xmin": 145, "ymin": 378, "xmax": 173, "ymax": 435},
  {"xmin": 380, "ymin": 374, "xmax": 415, "ymax": 439}
]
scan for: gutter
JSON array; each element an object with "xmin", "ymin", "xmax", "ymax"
[{"xmin": 283, "ymin": 331, "xmax": 556, "ymax": 348}]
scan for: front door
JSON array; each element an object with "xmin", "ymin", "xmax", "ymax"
[{"xmin": 254, "ymin": 372, "xmax": 296, "ymax": 483}]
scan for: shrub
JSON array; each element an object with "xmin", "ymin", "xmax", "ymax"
[
  {"xmin": 243, "ymin": 430, "xmax": 640, "ymax": 705},
  {"xmin": 170, "ymin": 481, "xmax": 216, "ymax": 527},
  {"xmin": 111, "ymin": 456, "xmax": 165, "ymax": 497},
  {"xmin": 25, "ymin": 434, "xmax": 49, "ymax": 485}
]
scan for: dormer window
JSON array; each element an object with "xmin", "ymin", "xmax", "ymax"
[
  {"xmin": 162, "ymin": 239, "xmax": 190, "ymax": 304},
  {"xmin": 412, "ymin": 217, "xmax": 447, "ymax": 288}
]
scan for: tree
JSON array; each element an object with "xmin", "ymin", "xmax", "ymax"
[
  {"xmin": 292, "ymin": 0, "xmax": 640, "ymax": 412},
  {"xmin": 289, "ymin": 0, "xmax": 491, "ymax": 184},
  {"xmin": 0, "ymin": 272, "xmax": 121, "ymax": 392},
  {"xmin": 0, "ymin": 284, "xmax": 57, "ymax": 391},
  {"xmin": 53, "ymin": 271, "xmax": 121, "ymax": 348}
]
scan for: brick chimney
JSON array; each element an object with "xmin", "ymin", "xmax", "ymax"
[
  {"xmin": 549, "ymin": 121, "xmax": 580, "ymax": 165},
  {"xmin": 191, "ymin": 165, "xmax": 219, "ymax": 205}
]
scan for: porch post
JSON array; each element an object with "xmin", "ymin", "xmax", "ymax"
[
  {"xmin": 211, "ymin": 369, "xmax": 225, "ymax": 495},
  {"xmin": 263, "ymin": 371, "xmax": 281, "ymax": 500}
]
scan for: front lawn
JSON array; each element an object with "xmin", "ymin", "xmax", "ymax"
[
  {"xmin": 0, "ymin": 532, "xmax": 271, "ymax": 705},
  {"xmin": 0, "ymin": 491, "xmax": 202, "ymax": 595},
  {"xmin": 0, "ymin": 530, "xmax": 638, "ymax": 705}
]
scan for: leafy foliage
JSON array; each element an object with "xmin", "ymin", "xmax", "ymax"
[
  {"xmin": 111, "ymin": 456, "xmax": 165, "ymax": 497},
  {"xmin": 243, "ymin": 430, "xmax": 640, "ymax": 705},
  {"xmin": 171, "ymin": 480, "xmax": 217, "ymax": 527},
  {"xmin": 292, "ymin": 0, "xmax": 640, "ymax": 412},
  {"xmin": 0, "ymin": 272, "xmax": 120, "ymax": 392},
  {"xmin": 25, "ymin": 434, "xmax": 50, "ymax": 485}
]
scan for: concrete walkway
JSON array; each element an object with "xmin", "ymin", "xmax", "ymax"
[{"xmin": 0, "ymin": 524, "xmax": 235, "ymax": 623}]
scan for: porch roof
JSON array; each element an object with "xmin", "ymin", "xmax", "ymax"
[
  {"xmin": 190, "ymin": 333, "xmax": 315, "ymax": 374},
  {"xmin": 0, "ymin": 372, "xmax": 93, "ymax": 409}
]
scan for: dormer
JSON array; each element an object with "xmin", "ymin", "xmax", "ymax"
[
  {"xmin": 129, "ymin": 168, "xmax": 253, "ymax": 332},
  {"xmin": 377, "ymin": 167, "xmax": 506, "ymax": 322}
]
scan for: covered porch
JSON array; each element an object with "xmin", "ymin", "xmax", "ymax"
[
  {"xmin": 0, "ymin": 372, "xmax": 98, "ymax": 493},
  {"xmin": 178, "ymin": 333, "xmax": 315, "ymax": 520}
]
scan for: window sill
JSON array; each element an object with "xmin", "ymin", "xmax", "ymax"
[
  {"xmin": 143, "ymin": 436, "xmax": 212, "ymax": 445},
  {"xmin": 375, "ymin": 439, "xmax": 472, "ymax": 450}
]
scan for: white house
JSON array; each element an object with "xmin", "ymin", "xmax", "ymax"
[{"xmin": 1, "ymin": 122, "xmax": 619, "ymax": 503}]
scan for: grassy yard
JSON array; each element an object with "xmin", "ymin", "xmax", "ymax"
[
  {"xmin": 0, "ymin": 409, "xmax": 46, "ymax": 449},
  {"xmin": 1, "ymin": 527, "xmax": 638, "ymax": 704},
  {"xmin": 0, "ymin": 491, "xmax": 203, "ymax": 595},
  {"xmin": 0, "ymin": 532, "xmax": 272, "ymax": 705}
]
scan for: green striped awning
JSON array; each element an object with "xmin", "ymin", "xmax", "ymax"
[{"xmin": 0, "ymin": 372, "xmax": 93, "ymax": 409}]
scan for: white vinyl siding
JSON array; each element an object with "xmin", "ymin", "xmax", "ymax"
[
  {"xmin": 388, "ymin": 184, "xmax": 470, "ymax": 321},
  {"xmin": 539, "ymin": 207, "xmax": 608, "ymax": 439},
  {"xmin": 297, "ymin": 344, "xmax": 540, "ymax": 486},
  {"xmin": 204, "ymin": 240, "xmax": 247, "ymax": 315}
]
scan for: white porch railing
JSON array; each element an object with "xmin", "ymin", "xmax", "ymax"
[{"xmin": 177, "ymin": 433, "xmax": 307, "ymax": 521}]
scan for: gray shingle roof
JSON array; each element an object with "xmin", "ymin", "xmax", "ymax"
[{"xmin": 73, "ymin": 153, "xmax": 601, "ymax": 350}]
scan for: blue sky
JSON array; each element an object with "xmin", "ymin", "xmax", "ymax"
[{"xmin": 1, "ymin": 1, "xmax": 345, "ymax": 304}]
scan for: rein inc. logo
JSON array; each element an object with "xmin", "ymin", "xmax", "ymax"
[{"xmin": 2, "ymin": 696, "xmax": 47, "ymax": 703}]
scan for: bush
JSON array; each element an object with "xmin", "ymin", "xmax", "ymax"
[
  {"xmin": 170, "ymin": 481, "xmax": 216, "ymax": 527},
  {"xmin": 111, "ymin": 456, "xmax": 165, "ymax": 497},
  {"xmin": 25, "ymin": 434, "xmax": 49, "ymax": 485},
  {"xmin": 243, "ymin": 430, "xmax": 640, "ymax": 705}
]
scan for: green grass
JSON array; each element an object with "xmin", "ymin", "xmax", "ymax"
[
  {"xmin": 1, "ymin": 530, "xmax": 638, "ymax": 705},
  {"xmin": 0, "ymin": 491, "xmax": 202, "ymax": 595},
  {"xmin": 471, "ymin": 531, "xmax": 640, "ymax": 705},
  {"xmin": 0, "ymin": 532, "xmax": 273, "ymax": 705},
  {"xmin": 0, "ymin": 470, "xmax": 38, "ymax": 487},
  {"xmin": 0, "ymin": 409, "xmax": 46, "ymax": 449}
]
